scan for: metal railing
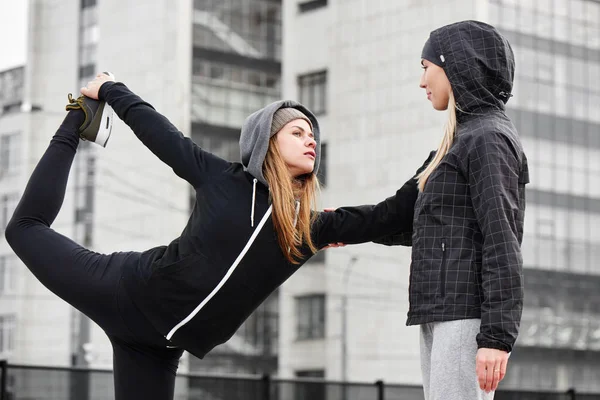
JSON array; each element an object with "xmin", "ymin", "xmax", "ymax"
[{"xmin": 1, "ymin": 361, "xmax": 599, "ymax": 400}]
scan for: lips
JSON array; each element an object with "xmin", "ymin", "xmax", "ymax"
[{"xmin": 304, "ymin": 150, "xmax": 316, "ymax": 159}]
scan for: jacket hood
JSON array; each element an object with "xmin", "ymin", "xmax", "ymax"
[
  {"xmin": 425, "ymin": 20, "xmax": 515, "ymax": 119},
  {"xmin": 239, "ymin": 100, "xmax": 321, "ymax": 187}
]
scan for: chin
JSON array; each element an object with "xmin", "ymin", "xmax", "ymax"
[{"xmin": 295, "ymin": 165, "xmax": 314, "ymax": 177}]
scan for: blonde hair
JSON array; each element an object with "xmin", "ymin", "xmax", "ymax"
[
  {"xmin": 263, "ymin": 137, "xmax": 320, "ymax": 264},
  {"xmin": 417, "ymin": 91, "xmax": 458, "ymax": 192}
]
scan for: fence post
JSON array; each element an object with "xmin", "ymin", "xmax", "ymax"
[
  {"xmin": 375, "ymin": 379, "xmax": 384, "ymax": 400},
  {"xmin": 0, "ymin": 360, "xmax": 7, "ymax": 400},
  {"xmin": 566, "ymin": 388, "xmax": 576, "ymax": 400},
  {"xmin": 262, "ymin": 374, "xmax": 271, "ymax": 400}
]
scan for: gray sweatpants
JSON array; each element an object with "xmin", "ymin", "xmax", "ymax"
[{"xmin": 420, "ymin": 319, "xmax": 494, "ymax": 400}]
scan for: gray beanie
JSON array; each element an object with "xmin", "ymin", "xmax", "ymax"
[{"xmin": 270, "ymin": 108, "xmax": 313, "ymax": 136}]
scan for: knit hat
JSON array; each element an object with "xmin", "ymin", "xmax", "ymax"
[
  {"xmin": 241, "ymin": 100, "xmax": 321, "ymax": 187},
  {"xmin": 421, "ymin": 37, "xmax": 445, "ymax": 67},
  {"xmin": 270, "ymin": 108, "xmax": 313, "ymax": 137}
]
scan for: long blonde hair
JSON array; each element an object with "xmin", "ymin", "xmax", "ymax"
[
  {"xmin": 417, "ymin": 91, "xmax": 458, "ymax": 191},
  {"xmin": 263, "ymin": 137, "xmax": 320, "ymax": 264}
]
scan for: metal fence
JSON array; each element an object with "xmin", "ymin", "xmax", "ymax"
[{"xmin": 1, "ymin": 361, "xmax": 599, "ymax": 400}]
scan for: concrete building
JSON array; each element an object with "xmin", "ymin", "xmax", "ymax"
[{"xmin": 279, "ymin": 0, "xmax": 600, "ymax": 393}]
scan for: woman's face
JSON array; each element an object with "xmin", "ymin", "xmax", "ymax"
[
  {"xmin": 274, "ymin": 119, "xmax": 317, "ymax": 177},
  {"xmin": 419, "ymin": 59, "xmax": 452, "ymax": 110}
]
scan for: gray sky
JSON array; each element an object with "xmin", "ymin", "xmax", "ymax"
[{"xmin": 0, "ymin": 2, "xmax": 28, "ymax": 71}]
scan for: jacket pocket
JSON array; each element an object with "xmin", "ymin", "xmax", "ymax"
[
  {"xmin": 152, "ymin": 254, "xmax": 198, "ymax": 276},
  {"xmin": 147, "ymin": 253, "xmax": 211, "ymax": 322},
  {"xmin": 440, "ymin": 241, "xmax": 447, "ymax": 298}
]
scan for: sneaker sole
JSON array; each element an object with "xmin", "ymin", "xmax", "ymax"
[
  {"xmin": 97, "ymin": 71, "xmax": 115, "ymax": 147},
  {"xmin": 95, "ymin": 103, "xmax": 114, "ymax": 147}
]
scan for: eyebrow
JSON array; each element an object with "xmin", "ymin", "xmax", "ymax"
[{"xmin": 292, "ymin": 126, "xmax": 314, "ymax": 136}]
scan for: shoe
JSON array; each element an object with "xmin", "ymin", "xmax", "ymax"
[{"xmin": 65, "ymin": 71, "xmax": 115, "ymax": 147}]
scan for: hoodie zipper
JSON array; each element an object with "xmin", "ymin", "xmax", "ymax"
[
  {"xmin": 440, "ymin": 241, "xmax": 447, "ymax": 298},
  {"xmin": 165, "ymin": 205, "xmax": 273, "ymax": 341}
]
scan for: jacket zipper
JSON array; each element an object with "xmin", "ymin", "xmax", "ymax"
[
  {"xmin": 165, "ymin": 205, "xmax": 273, "ymax": 341},
  {"xmin": 440, "ymin": 241, "xmax": 447, "ymax": 298}
]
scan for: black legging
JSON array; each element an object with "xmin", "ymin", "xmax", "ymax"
[{"xmin": 4, "ymin": 111, "xmax": 183, "ymax": 400}]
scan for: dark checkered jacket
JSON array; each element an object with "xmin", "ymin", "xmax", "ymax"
[{"xmin": 383, "ymin": 21, "xmax": 530, "ymax": 352}]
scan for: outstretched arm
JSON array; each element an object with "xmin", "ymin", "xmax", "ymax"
[
  {"xmin": 314, "ymin": 151, "xmax": 435, "ymax": 248},
  {"xmin": 82, "ymin": 74, "xmax": 229, "ymax": 188},
  {"xmin": 372, "ymin": 230, "xmax": 413, "ymax": 246}
]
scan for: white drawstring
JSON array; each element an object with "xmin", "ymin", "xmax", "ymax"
[
  {"xmin": 251, "ymin": 178, "xmax": 257, "ymax": 227},
  {"xmin": 292, "ymin": 200, "xmax": 300, "ymax": 228}
]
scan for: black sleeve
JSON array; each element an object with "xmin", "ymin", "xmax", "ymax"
[
  {"xmin": 100, "ymin": 82, "xmax": 230, "ymax": 188},
  {"xmin": 313, "ymin": 151, "xmax": 435, "ymax": 248},
  {"xmin": 369, "ymin": 151, "xmax": 437, "ymax": 246},
  {"xmin": 467, "ymin": 132, "xmax": 525, "ymax": 352}
]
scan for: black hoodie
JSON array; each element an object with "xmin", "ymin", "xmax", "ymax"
[
  {"xmin": 406, "ymin": 21, "xmax": 530, "ymax": 352},
  {"xmin": 99, "ymin": 82, "xmax": 433, "ymax": 359}
]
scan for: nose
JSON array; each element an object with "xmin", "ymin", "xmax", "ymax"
[
  {"xmin": 419, "ymin": 72, "xmax": 427, "ymax": 89},
  {"xmin": 306, "ymin": 136, "xmax": 316, "ymax": 149}
]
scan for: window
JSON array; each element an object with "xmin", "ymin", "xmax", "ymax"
[
  {"xmin": 295, "ymin": 370, "xmax": 325, "ymax": 400},
  {"xmin": 79, "ymin": 64, "xmax": 96, "ymax": 81},
  {"xmin": 79, "ymin": 0, "xmax": 98, "ymax": 80},
  {"xmin": 0, "ymin": 315, "xmax": 16, "ymax": 355},
  {"xmin": 298, "ymin": 70, "xmax": 327, "ymax": 115},
  {"xmin": 296, "ymin": 294, "xmax": 325, "ymax": 340},
  {"xmin": 0, "ymin": 194, "xmax": 19, "ymax": 232},
  {"xmin": 193, "ymin": 0, "xmax": 282, "ymax": 60},
  {"xmin": 192, "ymin": 59, "xmax": 281, "ymax": 128},
  {"xmin": 80, "ymin": 0, "xmax": 97, "ymax": 9},
  {"xmin": 298, "ymin": 0, "xmax": 328, "ymax": 13},
  {"xmin": 0, "ymin": 255, "xmax": 16, "ymax": 294},
  {"xmin": 296, "ymin": 370, "xmax": 325, "ymax": 378},
  {"xmin": 0, "ymin": 133, "xmax": 21, "ymax": 178}
]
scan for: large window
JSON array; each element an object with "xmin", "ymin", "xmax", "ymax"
[
  {"xmin": 509, "ymin": 45, "xmax": 600, "ymax": 123},
  {"xmin": 0, "ymin": 67, "xmax": 24, "ymax": 115},
  {"xmin": 192, "ymin": 59, "xmax": 281, "ymax": 128},
  {"xmin": 0, "ymin": 133, "xmax": 21, "ymax": 178},
  {"xmin": 0, "ymin": 194, "xmax": 19, "ymax": 233},
  {"xmin": 0, "ymin": 255, "xmax": 17, "ymax": 295},
  {"xmin": 193, "ymin": 0, "xmax": 281, "ymax": 60},
  {"xmin": 0, "ymin": 315, "xmax": 16, "ymax": 355},
  {"xmin": 236, "ymin": 290, "xmax": 279, "ymax": 356},
  {"xmin": 78, "ymin": 1, "xmax": 98, "ymax": 88},
  {"xmin": 518, "ymin": 269, "xmax": 600, "ymax": 350},
  {"xmin": 519, "ymin": 137, "xmax": 600, "ymax": 199},
  {"xmin": 296, "ymin": 294, "xmax": 325, "ymax": 340},
  {"xmin": 298, "ymin": 71, "xmax": 327, "ymax": 115},
  {"xmin": 488, "ymin": 0, "xmax": 600, "ymax": 49}
]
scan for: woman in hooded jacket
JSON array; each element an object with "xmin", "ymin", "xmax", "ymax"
[
  {"xmin": 409, "ymin": 20, "xmax": 529, "ymax": 399},
  {"xmin": 4, "ymin": 73, "xmax": 433, "ymax": 400}
]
